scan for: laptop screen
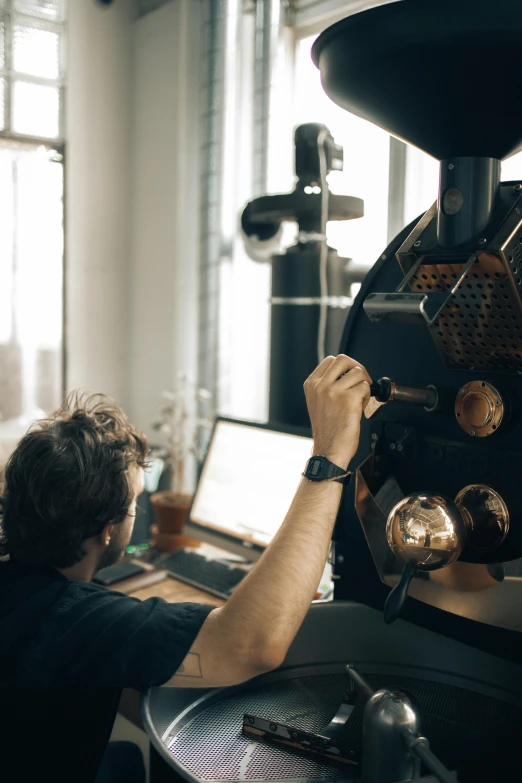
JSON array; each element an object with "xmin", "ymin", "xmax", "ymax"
[{"xmin": 189, "ymin": 419, "xmax": 313, "ymax": 551}]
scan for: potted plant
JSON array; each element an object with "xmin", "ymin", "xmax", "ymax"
[{"xmin": 149, "ymin": 372, "xmax": 213, "ymax": 551}]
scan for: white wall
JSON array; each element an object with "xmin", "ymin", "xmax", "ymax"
[
  {"xmin": 128, "ymin": 0, "xmax": 201, "ymax": 437},
  {"xmin": 66, "ymin": 0, "xmax": 201, "ymax": 452},
  {"xmin": 66, "ymin": 0, "xmax": 133, "ymax": 407}
]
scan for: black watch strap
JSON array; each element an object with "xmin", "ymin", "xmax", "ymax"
[{"xmin": 303, "ymin": 455, "xmax": 352, "ymax": 485}]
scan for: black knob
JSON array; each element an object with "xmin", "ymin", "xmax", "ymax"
[{"xmin": 370, "ymin": 378, "xmax": 392, "ymax": 402}]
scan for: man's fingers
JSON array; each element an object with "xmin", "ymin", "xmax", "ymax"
[
  {"xmin": 305, "ymin": 356, "xmax": 336, "ymax": 386},
  {"xmin": 347, "ymin": 379, "xmax": 372, "ymax": 409},
  {"xmin": 344, "ymin": 363, "xmax": 372, "ymax": 387},
  {"xmin": 318, "ymin": 355, "xmax": 362, "ymax": 387},
  {"xmin": 337, "ymin": 367, "xmax": 371, "ymax": 391},
  {"xmin": 318, "ymin": 356, "xmax": 372, "ymax": 389}
]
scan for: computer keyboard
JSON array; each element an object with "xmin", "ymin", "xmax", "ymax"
[{"xmin": 159, "ymin": 549, "xmax": 248, "ymax": 599}]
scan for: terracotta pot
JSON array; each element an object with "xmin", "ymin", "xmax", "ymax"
[
  {"xmin": 149, "ymin": 525, "xmax": 201, "ymax": 554},
  {"xmin": 150, "ymin": 491, "xmax": 192, "ymax": 535}
]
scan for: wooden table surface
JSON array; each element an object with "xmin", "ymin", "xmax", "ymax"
[
  {"xmin": 130, "ymin": 576, "xmax": 225, "ymax": 606},
  {"xmin": 127, "ymin": 542, "xmax": 239, "ymax": 606}
]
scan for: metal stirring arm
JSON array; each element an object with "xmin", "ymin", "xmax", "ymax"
[{"xmin": 346, "ymin": 665, "xmax": 458, "ymax": 783}]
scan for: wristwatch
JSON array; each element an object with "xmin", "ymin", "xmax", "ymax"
[{"xmin": 302, "ymin": 455, "xmax": 352, "ymax": 485}]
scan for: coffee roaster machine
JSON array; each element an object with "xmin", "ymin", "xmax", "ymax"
[{"xmin": 143, "ymin": 2, "xmax": 522, "ymax": 781}]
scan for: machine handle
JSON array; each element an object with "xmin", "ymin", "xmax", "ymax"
[
  {"xmin": 345, "ymin": 664, "xmax": 375, "ymax": 699},
  {"xmin": 405, "ymin": 734, "xmax": 457, "ymax": 783},
  {"xmin": 370, "ymin": 378, "xmax": 438, "ymax": 410},
  {"xmin": 370, "ymin": 378, "xmax": 392, "ymax": 401},
  {"xmin": 384, "ymin": 562, "xmax": 416, "ymax": 624}
]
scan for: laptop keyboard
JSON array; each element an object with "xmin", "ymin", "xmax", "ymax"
[{"xmin": 159, "ymin": 549, "xmax": 248, "ymax": 599}]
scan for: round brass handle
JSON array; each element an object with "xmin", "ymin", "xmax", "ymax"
[
  {"xmin": 384, "ymin": 485, "xmax": 509, "ymax": 624},
  {"xmin": 386, "ymin": 493, "xmax": 467, "ymax": 571},
  {"xmin": 386, "ymin": 485, "xmax": 509, "ymax": 572}
]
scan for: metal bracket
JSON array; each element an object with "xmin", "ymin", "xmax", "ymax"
[{"xmin": 363, "ymin": 253, "xmax": 477, "ymax": 326}]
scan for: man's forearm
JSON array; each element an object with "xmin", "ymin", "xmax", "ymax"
[
  {"xmin": 167, "ymin": 356, "xmax": 369, "ymax": 689},
  {"xmin": 217, "ymin": 476, "xmax": 343, "ymax": 667}
]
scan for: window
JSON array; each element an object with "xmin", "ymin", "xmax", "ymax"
[
  {"xmin": 0, "ymin": 0, "xmax": 65, "ymax": 140},
  {"xmin": 502, "ymin": 151, "xmax": 522, "ymax": 183},
  {"xmin": 0, "ymin": 0, "xmax": 66, "ymax": 462},
  {"xmin": 294, "ymin": 34, "xmax": 390, "ymax": 269}
]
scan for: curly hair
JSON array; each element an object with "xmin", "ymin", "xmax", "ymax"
[{"xmin": 0, "ymin": 393, "xmax": 149, "ymax": 568}]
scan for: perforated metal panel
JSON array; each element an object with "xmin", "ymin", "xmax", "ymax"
[
  {"xmin": 163, "ymin": 672, "xmax": 522, "ymax": 782},
  {"xmin": 167, "ymin": 674, "xmax": 350, "ymax": 781},
  {"xmin": 409, "ymin": 256, "xmax": 522, "ymax": 372},
  {"xmin": 394, "ymin": 193, "xmax": 522, "ymax": 375}
]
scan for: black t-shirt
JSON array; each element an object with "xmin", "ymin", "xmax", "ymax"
[{"xmin": 0, "ymin": 558, "xmax": 215, "ymax": 782}]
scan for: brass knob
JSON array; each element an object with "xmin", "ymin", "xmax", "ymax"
[
  {"xmin": 387, "ymin": 485, "xmax": 510, "ymax": 571},
  {"xmin": 455, "ymin": 485, "xmax": 509, "ymax": 549},
  {"xmin": 386, "ymin": 494, "xmax": 467, "ymax": 571},
  {"xmin": 455, "ymin": 381, "xmax": 504, "ymax": 437}
]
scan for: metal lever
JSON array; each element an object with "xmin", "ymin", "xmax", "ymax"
[
  {"xmin": 366, "ymin": 377, "xmax": 438, "ymax": 419},
  {"xmin": 404, "ymin": 733, "xmax": 457, "ymax": 783},
  {"xmin": 384, "ymin": 562, "xmax": 416, "ymax": 624}
]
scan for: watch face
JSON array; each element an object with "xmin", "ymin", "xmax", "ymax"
[{"xmin": 308, "ymin": 457, "xmax": 325, "ymax": 478}]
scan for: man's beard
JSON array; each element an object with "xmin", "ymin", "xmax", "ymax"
[{"xmin": 96, "ymin": 524, "xmax": 130, "ymax": 572}]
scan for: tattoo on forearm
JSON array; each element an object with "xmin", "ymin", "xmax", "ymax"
[{"xmin": 175, "ymin": 652, "xmax": 203, "ymax": 678}]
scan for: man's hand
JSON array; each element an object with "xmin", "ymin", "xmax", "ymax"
[{"xmin": 304, "ymin": 354, "xmax": 371, "ymax": 469}]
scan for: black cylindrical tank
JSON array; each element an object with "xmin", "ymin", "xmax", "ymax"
[{"xmin": 269, "ymin": 243, "xmax": 350, "ymax": 427}]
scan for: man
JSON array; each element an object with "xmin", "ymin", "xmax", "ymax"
[{"xmin": 0, "ymin": 355, "xmax": 370, "ymax": 782}]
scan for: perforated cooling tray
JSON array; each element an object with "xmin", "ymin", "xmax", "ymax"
[
  {"xmin": 411, "ymin": 255, "xmax": 522, "ymax": 372},
  {"xmin": 160, "ymin": 666, "xmax": 522, "ymax": 783}
]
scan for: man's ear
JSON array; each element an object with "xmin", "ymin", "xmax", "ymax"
[{"xmin": 100, "ymin": 523, "xmax": 113, "ymax": 547}]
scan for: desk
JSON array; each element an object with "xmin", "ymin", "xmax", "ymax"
[
  {"xmin": 129, "ymin": 575, "xmax": 225, "ymax": 607},
  {"xmin": 127, "ymin": 543, "xmax": 238, "ymax": 606}
]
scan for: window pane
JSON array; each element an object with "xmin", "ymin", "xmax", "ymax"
[
  {"xmin": 12, "ymin": 80, "xmax": 60, "ymax": 138},
  {"xmin": 0, "ymin": 79, "xmax": 5, "ymax": 132},
  {"xmin": 502, "ymin": 151, "xmax": 522, "ymax": 182},
  {"xmin": 294, "ymin": 36, "xmax": 390, "ymax": 268},
  {"xmin": 404, "ymin": 146, "xmax": 439, "ymax": 227},
  {"xmin": 14, "ymin": 0, "xmax": 62, "ymax": 21},
  {"xmin": 0, "ymin": 18, "xmax": 5, "ymax": 69},
  {"xmin": 0, "ymin": 150, "xmax": 14, "ymax": 345},
  {"xmin": 13, "ymin": 23, "xmax": 60, "ymax": 79},
  {"xmin": 0, "ymin": 145, "xmax": 63, "ymax": 433}
]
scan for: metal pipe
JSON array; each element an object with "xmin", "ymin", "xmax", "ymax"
[
  {"xmin": 345, "ymin": 664, "xmax": 375, "ymax": 700},
  {"xmin": 407, "ymin": 735, "xmax": 456, "ymax": 783},
  {"xmin": 253, "ymin": 0, "xmax": 281, "ymax": 197},
  {"xmin": 370, "ymin": 378, "xmax": 438, "ymax": 410},
  {"xmin": 437, "ymin": 156, "xmax": 501, "ymax": 247},
  {"xmin": 392, "ymin": 384, "xmax": 438, "ymax": 409},
  {"xmin": 198, "ymin": 0, "xmax": 228, "ymax": 400}
]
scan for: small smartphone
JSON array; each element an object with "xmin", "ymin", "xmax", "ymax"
[{"xmin": 92, "ymin": 560, "xmax": 146, "ymax": 586}]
